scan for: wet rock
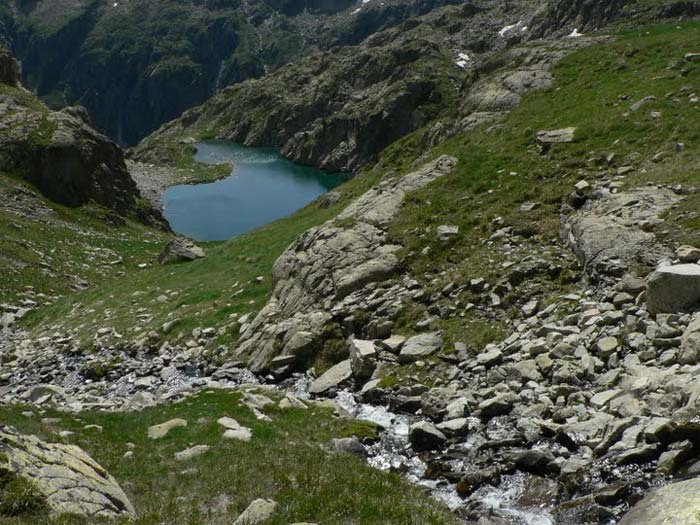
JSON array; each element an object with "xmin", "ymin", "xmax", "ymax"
[
  {"xmin": 408, "ymin": 421, "xmax": 447, "ymax": 451},
  {"xmin": 456, "ymin": 466, "xmax": 502, "ymax": 496},
  {"xmin": 514, "ymin": 448, "xmax": 558, "ymax": 476}
]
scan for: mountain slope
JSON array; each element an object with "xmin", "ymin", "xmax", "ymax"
[{"xmin": 0, "ymin": 0, "xmax": 460, "ymax": 145}]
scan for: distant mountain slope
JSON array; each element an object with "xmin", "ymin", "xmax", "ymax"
[{"xmin": 0, "ymin": 0, "xmax": 460, "ymax": 146}]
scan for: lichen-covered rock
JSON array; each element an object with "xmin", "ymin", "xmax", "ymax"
[
  {"xmin": 235, "ymin": 156, "xmax": 456, "ymax": 372},
  {"xmin": 0, "ymin": 425, "xmax": 135, "ymax": 518}
]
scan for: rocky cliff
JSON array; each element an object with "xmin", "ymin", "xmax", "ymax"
[
  {"xmin": 0, "ymin": 0, "xmax": 461, "ymax": 145},
  {"xmin": 0, "ymin": 47, "xmax": 164, "ymax": 227}
]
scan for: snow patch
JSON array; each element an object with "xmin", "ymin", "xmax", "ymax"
[
  {"xmin": 498, "ymin": 20, "xmax": 527, "ymax": 38},
  {"xmin": 455, "ymin": 52, "xmax": 471, "ymax": 69},
  {"xmin": 568, "ymin": 28, "xmax": 583, "ymax": 38}
]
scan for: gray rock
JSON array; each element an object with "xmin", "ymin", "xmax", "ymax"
[
  {"xmin": 478, "ymin": 393, "xmax": 517, "ymax": 418},
  {"xmin": 399, "ymin": 332, "xmax": 443, "ymax": 363},
  {"xmin": 348, "ymin": 338, "xmax": 377, "ymax": 380},
  {"xmin": 408, "ymin": 421, "xmax": 447, "ymax": 451},
  {"xmin": 536, "ymin": 127, "xmax": 576, "ymax": 145},
  {"xmin": 0, "ymin": 426, "xmax": 135, "ymax": 518},
  {"xmin": 309, "ymin": 359, "xmax": 353, "ymax": 395},
  {"xmin": 332, "ymin": 437, "xmax": 366, "ymax": 456},
  {"xmin": 148, "ymin": 418, "xmax": 187, "ymax": 439},
  {"xmin": 234, "ymin": 498, "xmax": 278, "ymax": 525},
  {"xmin": 174, "ymin": 445, "xmax": 211, "ymax": 461},
  {"xmin": 617, "ymin": 477, "xmax": 700, "ymax": 524},
  {"xmin": 437, "ymin": 225, "xmax": 459, "ymax": 241},
  {"xmin": 647, "ymin": 264, "xmax": 700, "ymax": 314},
  {"xmin": 158, "ymin": 237, "xmax": 206, "ymax": 264}
]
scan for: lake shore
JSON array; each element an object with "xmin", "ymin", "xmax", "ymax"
[{"xmin": 127, "ymin": 159, "xmax": 232, "ymax": 213}]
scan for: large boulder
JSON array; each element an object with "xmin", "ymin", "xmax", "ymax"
[
  {"xmin": 561, "ymin": 187, "xmax": 679, "ymax": 278},
  {"xmin": 0, "ymin": 426, "xmax": 135, "ymax": 518},
  {"xmin": 235, "ymin": 156, "xmax": 456, "ymax": 372},
  {"xmin": 647, "ymin": 264, "xmax": 700, "ymax": 315},
  {"xmin": 158, "ymin": 238, "xmax": 206, "ymax": 264},
  {"xmin": 618, "ymin": 477, "xmax": 700, "ymax": 525}
]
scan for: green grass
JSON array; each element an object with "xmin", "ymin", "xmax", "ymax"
[
  {"xmin": 0, "ymin": 174, "xmax": 168, "ymax": 305},
  {"xmin": 372, "ymin": 20, "xmax": 700, "ymax": 349},
  {"xmin": 0, "ymin": 390, "xmax": 456, "ymax": 525},
  {"xmin": 27, "ymin": 167, "xmax": 382, "ymax": 349}
]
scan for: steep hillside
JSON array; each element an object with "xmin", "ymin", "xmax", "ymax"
[
  {"xmin": 15, "ymin": 13, "xmax": 700, "ymax": 522},
  {"xmin": 0, "ymin": 0, "xmax": 460, "ymax": 145},
  {"xmin": 134, "ymin": 0, "xmax": 700, "ymax": 173},
  {"xmin": 8, "ymin": 1, "xmax": 700, "ymax": 523}
]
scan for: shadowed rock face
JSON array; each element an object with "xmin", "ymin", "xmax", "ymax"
[
  {"xmin": 0, "ymin": 47, "xmax": 18, "ymax": 85},
  {"xmin": 235, "ymin": 155, "xmax": 456, "ymax": 372},
  {"xmin": 0, "ymin": 425, "xmax": 135, "ymax": 519},
  {"xmin": 0, "ymin": 47, "xmax": 166, "ymax": 227}
]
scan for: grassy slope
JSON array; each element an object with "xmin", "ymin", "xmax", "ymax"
[
  {"xmin": 380, "ymin": 22, "xmax": 700, "ymax": 347},
  {"xmin": 25, "ymin": 168, "xmax": 383, "ymax": 348},
  {"xmin": 0, "ymin": 389, "xmax": 456, "ymax": 524},
  {"xmin": 31, "ymin": 22, "xmax": 700, "ymax": 352}
]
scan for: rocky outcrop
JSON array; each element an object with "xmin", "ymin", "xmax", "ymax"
[
  {"xmin": 0, "ymin": 426, "xmax": 135, "ymax": 518},
  {"xmin": 235, "ymin": 155, "xmax": 456, "ymax": 372},
  {"xmin": 561, "ymin": 187, "xmax": 681, "ymax": 278},
  {"xmin": 0, "ymin": 57, "xmax": 166, "ymax": 227}
]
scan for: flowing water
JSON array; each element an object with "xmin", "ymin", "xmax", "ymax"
[
  {"xmin": 286, "ymin": 375, "xmax": 554, "ymax": 524},
  {"xmin": 163, "ymin": 140, "xmax": 346, "ymax": 241}
]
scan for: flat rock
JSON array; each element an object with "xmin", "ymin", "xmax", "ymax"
[
  {"xmin": 0, "ymin": 425, "xmax": 135, "ymax": 518},
  {"xmin": 399, "ymin": 332, "xmax": 443, "ymax": 363},
  {"xmin": 309, "ymin": 359, "xmax": 353, "ymax": 395},
  {"xmin": 147, "ymin": 418, "xmax": 187, "ymax": 439}
]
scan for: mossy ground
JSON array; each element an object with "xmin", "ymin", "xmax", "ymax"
[{"xmin": 0, "ymin": 390, "xmax": 456, "ymax": 525}]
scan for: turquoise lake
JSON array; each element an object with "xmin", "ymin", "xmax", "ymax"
[{"xmin": 163, "ymin": 141, "xmax": 346, "ymax": 241}]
